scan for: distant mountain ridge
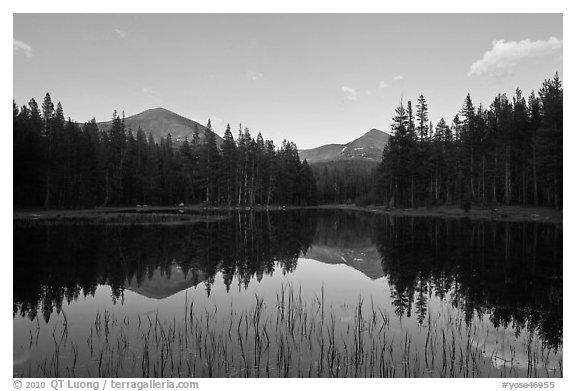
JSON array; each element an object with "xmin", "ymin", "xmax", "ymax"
[
  {"xmin": 124, "ymin": 264, "xmax": 209, "ymax": 300},
  {"xmin": 122, "ymin": 246, "xmax": 384, "ymax": 300},
  {"xmin": 303, "ymin": 245, "xmax": 384, "ymax": 279},
  {"xmin": 97, "ymin": 107, "xmax": 223, "ymax": 145},
  {"xmin": 299, "ymin": 128, "xmax": 390, "ymax": 164}
]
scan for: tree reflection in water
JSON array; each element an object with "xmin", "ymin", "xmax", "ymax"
[{"xmin": 14, "ymin": 210, "xmax": 562, "ymax": 350}]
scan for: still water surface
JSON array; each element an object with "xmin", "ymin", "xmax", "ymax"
[{"xmin": 13, "ymin": 210, "xmax": 562, "ymax": 377}]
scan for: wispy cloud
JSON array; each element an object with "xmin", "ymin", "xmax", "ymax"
[
  {"xmin": 247, "ymin": 71, "xmax": 263, "ymax": 81},
  {"xmin": 341, "ymin": 86, "xmax": 357, "ymax": 101},
  {"xmin": 468, "ymin": 37, "xmax": 562, "ymax": 77},
  {"xmin": 392, "ymin": 75, "xmax": 404, "ymax": 81},
  {"xmin": 114, "ymin": 29, "xmax": 128, "ymax": 39},
  {"xmin": 13, "ymin": 39, "xmax": 32, "ymax": 57},
  {"xmin": 379, "ymin": 81, "xmax": 390, "ymax": 88}
]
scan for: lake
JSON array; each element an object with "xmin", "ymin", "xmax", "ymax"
[{"xmin": 13, "ymin": 209, "xmax": 563, "ymax": 378}]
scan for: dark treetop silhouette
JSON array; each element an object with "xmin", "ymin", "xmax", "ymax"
[
  {"xmin": 14, "ymin": 74, "xmax": 561, "ymax": 211},
  {"xmin": 13, "ymin": 99, "xmax": 317, "ymax": 209}
]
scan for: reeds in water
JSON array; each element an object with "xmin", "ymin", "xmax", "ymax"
[{"xmin": 14, "ymin": 283, "xmax": 562, "ymax": 378}]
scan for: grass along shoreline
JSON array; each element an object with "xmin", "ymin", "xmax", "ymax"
[
  {"xmin": 13, "ymin": 203, "xmax": 562, "ymax": 227},
  {"xmin": 318, "ymin": 204, "xmax": 563, "ymax": 227},
  {"xmin": 12, "ymin": 207, "xmax": 228, "ymax": 226}
]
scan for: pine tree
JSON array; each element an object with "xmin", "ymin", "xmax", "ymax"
[
  {"xmin": 512, "ymin": 89, "xmax": 530, "ymax": 205},
  {"xmin": 538, "ymin": 72, "xmax": 562, "ymax": 209},
  {"xmin": 80, "ymin": 119, "xmax": 103, "ymax": 206},
  {"xmin": 122, "ymin": 129, "xmax": 138, "ymax": 204},
  {"xmin": 528, "ymin": 91, "xmax": 541, "ymax": 205},
  {"xmin": 108, "ymin": 110, "xmax": 126, "ymax": 204},
  {"xmin": 416, "ymin": 94, "xmax": 429, "ymax": 140},
  {"xmin": 178, "ymin": 137, "xmax": 193, "ymax": 203},
  {"xmin": 264, "ymin": 140, "xmax": 277, "ymax": 206},
  {"xmin": 459, "ymin": 93, "xmax": 476, "ymax": 202},
  {"xmin": 199, "ymin": 122, "xmax": 220, "ymax": 203},
  {"xmin": 145, "ymin": 133, "xmax": 161, "ymax": 204},
  {"xmin": 41, "ymin": 93, "xmax": 55, "ymax": 207},
  {"xmin": 220, "ymin": 124, "xmax": 237, "ymax": 205},
  {"xmin": 379, "ymin": 100, "xmax": 415, "ymax": 207},
  {"xmin": 406, "ymin": 100, "xmax": 416, "ymax": 140}
]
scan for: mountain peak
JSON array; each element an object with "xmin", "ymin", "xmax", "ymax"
[
  {"xmin": 299, "ymin": 128, "xmax": 390, "ymax": 164},
  {"xmin": 133, "ymin": 107, "xmax": 184, "ymax": 119},
  {"xmin": 365, "ymin": 128, "xmax": 384, "ymax": 136},
  {"xmin": 97, "ymin": 107, "xmax": 222, "ymax": 145},
  {"xmin": 148, "ymin": 107, "xmax": 169, "ymax": 113},
  {"xmin": 148, "ymin": 107, "xmax": 179, "ymax": 115}
]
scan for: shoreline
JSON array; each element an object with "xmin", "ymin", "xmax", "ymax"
[
  {"xmin": 317, "ymin": 204, "xmax": 563, "ymax": 227},
  {"xmin": 13, "ymin": 204, "xmax": 562, "ymax": 227}
]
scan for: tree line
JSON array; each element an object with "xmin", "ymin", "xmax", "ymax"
[
  {"xmin": 312, "ymin": 160, "xmax": 377, "ymax": 205},
  {"xmin": 13, "ymin": 93, "xmax": 317, "ymax": 208},
  {"xmin": 376, "ymin": 73, "xmax": 562, "ymax": 210}
]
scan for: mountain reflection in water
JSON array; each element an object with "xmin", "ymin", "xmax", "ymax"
[{"xmin": 13, "ymin": 209, "xmax": 562, "ymax": 377}]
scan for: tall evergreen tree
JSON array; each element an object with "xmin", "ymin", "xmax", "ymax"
[
  {"xmin": 416, "ymin": 94, "xmax": 429, "ymax": 140},
  {"xmin": 41, "ymin": 93, "xmax": 55, "ymax": 207},
  {"xmin": 199, "ymin": 123, "xmax": 220, "ymax": 203},
  {"xmin": 537, "ymin": 73, "xmax": 563, "ymax": 209},
  {"xmin": 220, "ymin": 124, "xmax": 237, "ymax": 205}
]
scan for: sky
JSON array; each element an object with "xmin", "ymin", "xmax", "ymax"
[{"xmin": 13, "ymin": 14, "xmax": 563, "ymax": 149}]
